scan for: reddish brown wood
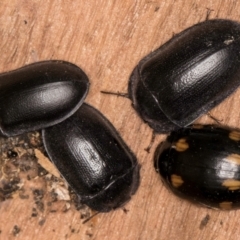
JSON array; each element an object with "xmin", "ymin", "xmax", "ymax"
[{"xmin": 1, "ymin": 1, "xmax": 240, "ymax": 239}]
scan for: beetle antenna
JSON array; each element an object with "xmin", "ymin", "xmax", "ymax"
[
  {"xmin": 205, "ymin": 8, "xmax": 214, "ymax": 21},
  {"xmin": 82, "ymin": 211, "xmax": 100, "ymax": 224},
  {"xmin": 207, "ymin": 112, "xmax": 223, "ymax": 125},
  {"xmin": 101, "ymin": 90, "xmax": 129, "ymax": 99},
  {"xmin": 144, "ymin": 131, "xmax": 156, "ymax": 153}
]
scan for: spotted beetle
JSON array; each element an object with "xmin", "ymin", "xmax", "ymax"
[{"xmin": 154, "ymin": 125, "xmax": 240, "ymax": 210}]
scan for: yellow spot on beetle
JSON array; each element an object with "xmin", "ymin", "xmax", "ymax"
[
  {"xmin": 175, "ymin": 138, "xmax": 189, "ymax": 152},
  {"xmin": 171, "ymin": 174, "xmax": 184, "ymax": 187},
  {"xmin": 219, "ymin": 201, "xmax": 233, "ymax": 210},
  {"xmin": 229, "ymin": 131, "xmax": 240, "ymax": 141},
  {"xmin": 222, "ymin": 179, "xmax": 240, "ymax": 190},
  {"xmin": 226, "ymin": 154, "xmax": 240, "ymax": 165}
]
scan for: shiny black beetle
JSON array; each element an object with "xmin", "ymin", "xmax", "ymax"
[
  {"xmin": 129, "ymin": 19, "xmax": 240, "ymax": 133},
  {"xmin": 0, "ymin": 60, "xmax": 89, "ymax": 137},
  {"xmin": 43, "ymin": 103, "xmax": 140, "ymax": 212},
  {"xmin": 154, "ymin": 125, "xmax": 240, "ymax": 209}
]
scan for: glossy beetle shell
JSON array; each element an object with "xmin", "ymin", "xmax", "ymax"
[
  {"xmin": 154, "ymin": 125, "xmax": 240, "ymax": 210},
  {"xmin": 42, "ymin": 103, "xmax": 140, "ymax": 212},
  {"xmin": 129, "ymin": 19, "xmax": 240, "ymax": 133},
  {"xmin": 0, "ymin": 60, "xmax": 89, "ymax": 137}
]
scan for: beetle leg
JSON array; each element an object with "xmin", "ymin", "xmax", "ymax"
[{"xmin": 101, "ymin": 90, "xmax": 129, "ymax": 99}]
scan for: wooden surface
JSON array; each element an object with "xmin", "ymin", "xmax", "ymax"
[{"xmin": 1, "ymin": 1, "xmax": 240, "ymax": 239}]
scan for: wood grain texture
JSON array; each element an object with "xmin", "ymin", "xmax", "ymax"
[{"xmin": 1, "ymin": 0, "xmax": 240, "ymax": 239}]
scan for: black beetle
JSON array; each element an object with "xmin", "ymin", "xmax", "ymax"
[
  {"xmin": 129, "ymin": 19, "xmax": 240, "ymax": 133},
  {"xmin": 42, "ymin": 103, "xmax": 140, "ymax": 212},
  {"xmin": 154, "ymin": 125, "xmax": 240, "ymax": 210},
  {"xmin": 0, "ymin": 60, "xmax": 89, "ymax": 137}
]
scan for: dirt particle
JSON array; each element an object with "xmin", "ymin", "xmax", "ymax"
[
  {"xmin": 199, "ymin": 214, "xmax": 210, "ymax": 230},
  {"xmin": 123, "ymin": 208, "xmax": 129, "ymax": 213},
  {"xmin": 38, "ymin": 165, "xmax": 49, "ymax": 177},
  {"xmin": 38, "ymin": 219, "xmax": 46, "ymax": 226},
  {"xmin": 12, "ymin": 225, "xmax": 21, "ymax": 236},
  {"xmin": 35, "ymin": 200, "xmax": 44, "ymax": 212},
  {"xmin": 19, "ymin": 189, "xmax": 29, "ymax": 199},
  {"xmin": 7, "ymin": 150, "xmax": 18, "ymax": 158},
  {"xmin": 31, "ymin": 208, "xmax": 38, "ymax": 217},
  {"xmin": 86, "ymin": 230, "xmax": 93, "ymax": 238},
  {"xmin": 33, "ymin": 189, "xmax": 44, "ymax": 200}
]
